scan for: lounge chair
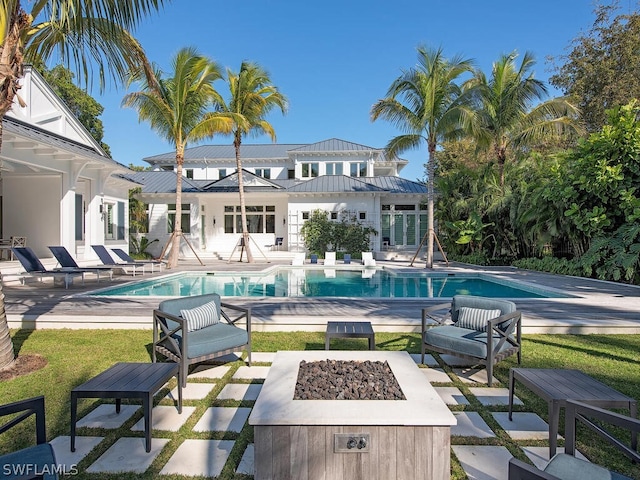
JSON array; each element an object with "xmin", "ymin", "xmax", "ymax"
[
  {"xmin": 310, "ymin": 254, "xmax": 318, "ymax": 264},
  {"xmin": 324, "ymin": 252, "xmax": 336, "ymax": 266},
  {"xmin": 153, "ymin": 293, "xmax": 251, "ymax": 387},
  {"xmin": 421, "ymin": 295, "xmax": 522, "ymax": 386},
  {"xmin": 362, "ymin": 251, "xmax": 376, "ymax": 267},
  {"xmin": 343, "ymin": 253, "xmax": 351, "ymax": 264},
  {"xmin": 508, "ymin": 399, "xmax": 640, "ymax": 480},
  {"xmin": 111, "ymin": 248, "xmax": 164, "ymax": 273},
  {"xmin": 12, "ymin": 246, "xmax": 84, "ymax": 289},
  {"xmin": 291, "ymin": 252, "xmax": 305, "ymax": 266},
  {"xmin": 0, "ymin": 396, "xmax": 58, "ymax": 480},
  {"xmin": 91, "ymin": 245, "xmax": 146, "ymax": 276},
  {"xmin": 48, "ymin": 246, "xmax": 113, "ymax": 282}
]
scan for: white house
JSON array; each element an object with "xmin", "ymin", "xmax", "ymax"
[
  {"xmin": 130, "ymin": 139, "xmax": 428, "ymax": 258},
  {"xmin": 1, "ymin": 66, "xmax": 136, "ymax": 261}
]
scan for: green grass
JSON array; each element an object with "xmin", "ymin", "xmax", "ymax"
[{"xmin": 1, "ymin": 329, "xmax": 639, "ymax": 479}]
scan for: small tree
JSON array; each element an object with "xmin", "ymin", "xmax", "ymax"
[
  {"xmin": 300, "ymin": 210, "xmax": 334, "ymax": 255},
  {"xmin": 300, "ymin": 209, "xmax": 377, "ymax": 257}
]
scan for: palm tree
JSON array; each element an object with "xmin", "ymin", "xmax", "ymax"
[
  {"xmin": 219, "ymin": 61, "xmax": 287, "ymax": 262},
  {"xmin": 123, "ymin": 47, "xmax": 235, "ymax": 269},
  {"xmin": 371, "ymin": 46, "xmax": 475, "ymax": 268},
  {"xmin": 0, "ymin": 0, "xmax": 167, "ymax": 370},
  {"xmin": 466, "ymin": 51, "xmax": 582, "ymax": 186}
]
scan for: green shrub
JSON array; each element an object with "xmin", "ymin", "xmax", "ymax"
[{"xmin": 512, "ymin": 257, "xmax": 583, "ymax": 276}]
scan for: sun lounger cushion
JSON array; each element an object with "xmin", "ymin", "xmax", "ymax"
[
  {"xmin": 456, "ymin": 307, "xmax": 502, "ymax": 331},
  {"xmin": 181, "ymin": 300, "xmax": 220, "ymax": 332},
  {"xmin": 423, "ymin": 325, "xmax": 514, "ymax": 359}
]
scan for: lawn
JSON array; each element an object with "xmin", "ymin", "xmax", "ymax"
[{"xmin": 1, "ymin": 329, "xmax": 639, "ymax": 479}]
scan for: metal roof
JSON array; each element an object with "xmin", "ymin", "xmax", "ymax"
[
  {"xmin": 3, "ymin": 116, "xmax": 130, "ymax": 170},
  {"xmin": 286, "ymin": 175, "xmax": 386, "ymax": 193},
  {"xmin": 126, "ymin": 171, "xmax": 202, "ymax": 194},
  {"xmin": 143, "ymin": 144, "xmax": 306, "ymax": 163},
  {"xmin": 364, "ymin": 176, "xmax": 427, "ymax": 194},
  {"xmin": 289, "ymin": 138, "xmax": 377, "ymax": 153}
]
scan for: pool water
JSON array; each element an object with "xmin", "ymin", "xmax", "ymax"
[{"xmin": 89, "ymin": 268, "xmax": 566, "ymax": 298}]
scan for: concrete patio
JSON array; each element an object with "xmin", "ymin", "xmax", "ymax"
[{"xmin": 47, "ymin": 352, "xmax": 576, "ymax": 479}]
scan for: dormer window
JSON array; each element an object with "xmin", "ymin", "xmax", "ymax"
[
  {"xmin": 301, "ymin": 163, "xmax": 319, "ymax": 178},
  {"xmin": 326, "ymin": 162, "xmax": 343, "ymax": 175},
  {"xmin": 350, "ymin": 162, "xmax": 367, "ymax": 177}
]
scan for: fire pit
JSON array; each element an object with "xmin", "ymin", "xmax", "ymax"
[{"xmin": 249, "ymin": 351, "xmax": 456, "ymax": 480}]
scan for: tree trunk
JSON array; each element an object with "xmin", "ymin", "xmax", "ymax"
[
  {"xmin": 167, "ymin": 148, "xmax": 184, "ymax": 269},
  {"xmin": 425, "ymin": 144, "xmax": 436, "ymax": 269},
  {"xmin": 235, "ymin": 135, "xmax": 253, "ymax": 262},
  {"xmin": 0, "ymin": 5, "xmax": 30, "ymax": 369}
]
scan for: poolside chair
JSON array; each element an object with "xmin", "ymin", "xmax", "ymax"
[
  {"xmin": 421, "ymin": 295, "xmax": 522, "ymax": 386},
  {"xmin": 362, "ymin": 251, "xmax": 376, "ymax": 267},
  {"xmin": 153, "ymin": 293, "xmax": 251, "ymax": 387},
  {"xmin": 12, "ymin": 246, "xmax": 85, "ymax": 289},
  {"xmin": 111, "ymin": 248, "xmax": 164, "ymax": 273},
  {"xmin": 310, "ymin": 254, "xmax": 318, "ymax": 264},
  {"xmin": 324, "ymin": 252, "xmax": 336, "ymax": 266},
  {"xmin": 291, "ymin": 252, "xmax": 305, "ymax": 266},
  {"xmin": 343, "ymin": 253, "xmax": 351, "ymax": 264},
  {"xmin": 91, "ymin": 245, "xmax": 146, "ymax": 276},
  {"xmin": 48, "ymin": 246, "xmax": 113, "ymax": 282},
  {"xmin": 508, "ymin": 399, "xmax": 640, "ymax": 480},
  {"xmin": 0, "ymin": 396, "xmax": 58, "ymax": 480}
]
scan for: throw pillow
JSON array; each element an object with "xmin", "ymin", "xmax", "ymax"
[
  {"xmin": 181, "ymin": 300, "xmax": 219, "ymax": 332},
  {"xmin": 456, "ymin": 307, "xmax": 502, "ymax": 332}
]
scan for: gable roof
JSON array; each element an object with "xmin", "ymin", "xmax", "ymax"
[
  {"xmin": 202, "ymin": 170, "xmax": 284, "ymax": 191},
  {"xmin": 289, "ymin": 138, "xmax": 377, "ymax": 153}
]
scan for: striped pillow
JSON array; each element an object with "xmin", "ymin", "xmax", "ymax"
[
  {"xmin": 181, "ymin": 300, "xmax": 220, "ymax": 332},
  {"xmin": 456, "ymin": 307, "xmax": 502, "ymax": 332}
]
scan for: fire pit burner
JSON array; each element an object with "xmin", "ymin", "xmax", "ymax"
[{"xmin": 294, "ymin": 359, "xmax": 406, "ymax": 400}]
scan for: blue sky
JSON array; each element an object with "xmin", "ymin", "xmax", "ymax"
[{"xmin": 90, "ymin": 0, "xmax": 610, "ymax": 181}]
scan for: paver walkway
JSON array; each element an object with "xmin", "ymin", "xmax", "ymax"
[{"xmin": 49, "ymin": 352, "xmax": 577, "ymax": 480}]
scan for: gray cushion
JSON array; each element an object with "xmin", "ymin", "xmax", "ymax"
[
  {"xmin": 182, "ymin": 323, "xmax": 248, "ymax": 359},
  {"xmin": 423, "ymin": 325, "xmax": 514, "ymax": 359},
  {"xmin": 451, "ymin": 295, "xmax": 516, "ymax": 321},
  {"xmin": 158, "ymin": 294, "xmax": 222, "ymax": 331},
  {"xmin": 545, "ymin": 453, "xmax": 632, "ymax": 480}
]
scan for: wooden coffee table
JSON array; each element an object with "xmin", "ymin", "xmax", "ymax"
[
  {"xmin": 71, "ymin": 362, "xmax": 181, "ymax": 453},
  {"xmin": 325, "ymin": 321, "xmax": 375, "ymax": 350},
  {"xmin": 509, "ymin": 368, "xmax": 637, "ymax": 456}
]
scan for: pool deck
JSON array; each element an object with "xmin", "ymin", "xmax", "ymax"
[{"xmin": 2, "ymin": 258, "xmax": 640, "ymax": 334}]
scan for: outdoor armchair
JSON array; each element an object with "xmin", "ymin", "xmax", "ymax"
[
  {"xmin": 508, "ymin": 399, "xmax": 640, "ymax": 480},
  {"xmin": 0, "ymin": 395, "xmax": 58, "ymax": 480},
  {"xmin": 153, "ymin": 293, "xmax": 251, "ymax": 387},
  {"xmin": 421, "ymin": 295, "xmax": 522, "ymax": 386}
]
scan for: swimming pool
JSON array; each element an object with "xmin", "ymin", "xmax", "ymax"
[{"xmin": 88, "ymin": 268, "xmax": 568, "ymax": 299}]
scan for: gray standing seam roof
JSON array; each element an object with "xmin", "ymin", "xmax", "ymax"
[
  {"xmin": 143, "ymin": 144, "xmax": 307, "ymax": 162},
  {"xmin": 286, "ymin": 175, "xmax": 386, "ymax": 193},
  {"xmin": 289, "ymin": 138, "xmax": 377, "ymax": 153}
]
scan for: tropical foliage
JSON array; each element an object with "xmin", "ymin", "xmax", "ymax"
[
  {"xmin": 300, "ymin": 209, "xmax": 377, "ymax": 256},
  {"xmin": 123, "ymin": 47, "xmax": 233, "ymax": 268},
  {"xmin": 217, "ymin": 61, "xmax": 287, "ymax": 262},
  {"xmin": 550, "ymin": 2, "xmax": 640, "ymax": 132},
  {"xmin": 371, "ymin": 46, "xmax": 474, "ymax": 268}
]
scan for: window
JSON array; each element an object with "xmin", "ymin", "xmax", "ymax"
[
  {"xmin": 167, "ymin": 203, "xmax": 191, "ymax": 234},
  {"xmin": 223, "ymin": 205, "xmax": 276, "ymax": 234},
  {"xmin": 219, "ymin": 168, "xmax": 227, "ymax": 179},
  {"xmin": 350, "ymin": 162, "xmax": 367, "ymax": 177},
  {"xmin": 104, "ymin": 203, "xmax": 115, "ymax": 239},
  {"xmin": 302, "ymin": 211, "xmax": 310, "ymax": 220},
  {"xmin": 326, "ymin": 162, "xmax": 343, "ymax": 175},
  {"xmin": 301, "ymin": 163, "xmax": 319, "ymax": 178},
  {"xmin": 255, "ymin": 168, "xmax": 271, "ymax": 179},
  {"xmin": 359, "ymin": 212, "xmax": 366, "ymax": 220},
  {"xmin": 395, "ymin": 204, "xmax": 416, "ymax": 211},
  {"xmin": 185, "ymin": 169, "xmax": 194, "ymax": 179},
  {"xmin": 288, "ymin": 169, "xmax": 295, "ymax": 179},
  {"xmin": 330, "ymin": 212, "xmax": 338, "ymax": 220}
]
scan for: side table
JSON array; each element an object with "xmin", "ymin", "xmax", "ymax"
[
  {"xmin": 325, "ymin": 321, "xmax": 375, "ymax": 350},
  {"xmin": 509, "ymin": 368, "xmax": 637, "ymax": 457},
  {"xmin": 71, "ymin": 362, "xmax": 181, "ymax": 453}
]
